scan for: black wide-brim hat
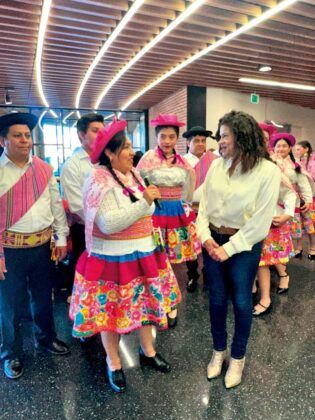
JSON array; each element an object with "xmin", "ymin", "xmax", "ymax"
[
  {"xmin": 182, "ymin": 126, "xmax": 214, "ymax": 139},
  {"xmin": 0, "ymin": 112, "xmax": 38, "ymax": 133}
]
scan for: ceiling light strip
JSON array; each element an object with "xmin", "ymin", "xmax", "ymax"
[
  {"xmin": 239, "ymin": 77, "xmax": 315, "ymax": 91},
  {"xmin": 35, "ymin": 0, "xmax": 57, "ymax": 118},
  {"xmin": 121, "ymin": 0, "xmax": 299, "ymax": 111},
  {"xmin": 75, "ymin": 0, "xmax": 145, "ymax": 115},
  {"xmin": 94, "ymin": 0, "xmax": 206, "ymax": 110}
]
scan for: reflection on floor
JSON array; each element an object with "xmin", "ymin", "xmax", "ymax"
[{"xmin": 1, "ymin": 255, "xmax": 314, "ymax": 420}]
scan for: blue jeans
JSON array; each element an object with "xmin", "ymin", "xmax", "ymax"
[{"xmin": 203, "ymin": 231, "xmax": 262, "ymax": 359}]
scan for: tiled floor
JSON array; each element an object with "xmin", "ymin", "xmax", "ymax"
[{"xmin": 0, "ymin": 255, "xmax": 314, "ymax": 420}]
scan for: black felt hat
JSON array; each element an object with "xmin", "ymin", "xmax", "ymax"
[
  {"xmin": 182, "ymin": 126, "xmax": 213, "ymax": 139},
  {"xmin": 0, "ymin": 112, "xmax": 38, "ymax": 133}
]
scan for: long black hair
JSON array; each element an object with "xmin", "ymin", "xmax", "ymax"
[
  {"xmin": 273, "ymin": 137, "xmax": 301, "ymax": 174},
  {"xmin": 216, "ymin": 110, "xmax": 269, "ymax": 173},
  {"xmin": 99, "ymin": 131, "xmax": 143, "ymax": 202},
  {"xmin": 297, "ymin": 140, "xmax": 313, "ymax": 170},
  {"xmin": 155, "ymin": 125, "xmax": 179, "ymax": 164}
]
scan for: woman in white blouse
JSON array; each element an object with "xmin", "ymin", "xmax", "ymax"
[{"xmin": 196, "ymin": 111, "xmax": 281, "ymax": 388}]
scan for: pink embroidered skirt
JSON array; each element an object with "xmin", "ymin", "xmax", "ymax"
[
  {"xmin": 259, "ymin": 223, "xmax": 294, "ymax": 266},
  {"xmin": 69, "ymin": 248, "xmax": 181, "ymax": 337}
]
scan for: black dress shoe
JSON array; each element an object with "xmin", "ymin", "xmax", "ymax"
[
  {"xmin": 139, "ymin": 348, "xmax": 171, "ymax": 373},
  {"xmin": 167, "ymin": 314, "xmax": 177, "ymax": 329},
  {"xmin": 4, "ymin": 358, "xmax": 24, "ymax": 379},
  {"xmin": 36, "ymin": 338, "xmax": 70, "ymax": 355},
  {"xmin": 106, "ymin": 366, "xmax": 126, "ymax": 393},
  {"xmin": 186, "ymin": 278, "xmax": 198, "ymax": 292},
  {"xmin": 308, "ymin": 253, "xmax": 315, "ymax": 261}
]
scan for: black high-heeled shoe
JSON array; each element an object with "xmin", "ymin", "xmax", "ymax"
[
  {"xmin": 106, "ymin": 365, "xmax": 126, "ymax": 393},
  {"xmin": 139, "ymin": 348, "xmax": 171, "ymax": 373},
  {"xmin": 307, "ymin": 249, "xmax": 315, "ymax": 260},
  {"xmin": 277, "ymin": 273, "xmax": 289, "ymax": 295},
  {"xmin": 294, "ymin": 249, "xmax": 303, "ymax": 259},
  {"xmin": 252, "ymin": 301, "xmax": 272, "ymax": 317}
]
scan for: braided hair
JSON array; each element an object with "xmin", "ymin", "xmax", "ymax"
[
  {"xmin": 216, "ymin": 110, "xmax": 268, "ymax": 173},
  {"xmin": 98, "ymin": 131, "xmax": 143, "ymax": 202},
  {"xmin": 273, "ymin": 138, "xmax": 301, "ymax": 174}
]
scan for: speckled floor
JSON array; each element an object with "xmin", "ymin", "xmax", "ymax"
[{"xmin": 0, "ymin": 254, "xmax": 314, "ymax": 420}]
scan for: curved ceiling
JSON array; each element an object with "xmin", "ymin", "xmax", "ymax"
[{"xmin": 0, "ymin": 0, "xmax": 314, "ymax": 111}]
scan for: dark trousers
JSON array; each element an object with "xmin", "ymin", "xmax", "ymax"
[
  {"xmin": 67, "ymin": 223, "xmax": 86, "ymax": 292},
  {"xmin": 0, "ymin": 242, "xmax": 56, "ymax": 360},
  {"xmin": 203, "ymin": 231, "xmax": 262, "ymax": 359}
]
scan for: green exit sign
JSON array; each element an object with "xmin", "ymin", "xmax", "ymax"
[{"xmin": 251, "ymin": 93, "xmax": 260, "ymax": 104}]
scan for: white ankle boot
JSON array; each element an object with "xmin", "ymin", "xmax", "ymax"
[
  {"xmin": 224, "ymin": 357, "xmax": 245, "ymax": 388},
  {"xmin": 207, "ymin": 350, "xmax": 227, "ymax": 380}
]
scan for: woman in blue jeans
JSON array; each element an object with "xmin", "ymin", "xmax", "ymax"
[{"xmin": 196, "ymin": 111, "xmax": 281, "ymax": 388}]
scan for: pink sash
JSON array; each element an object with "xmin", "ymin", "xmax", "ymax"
[
  {"xmin": 0, "ymin": 156, "xmax": 52, "ymax": 270},
  {"xmin": 194, "ymin": 151, "xmax": 218, "ymax": 189}
]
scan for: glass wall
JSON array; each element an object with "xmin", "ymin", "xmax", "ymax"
[{"xmin": 0, "ymin": 106, "xmax": 146, "ymax": 176}]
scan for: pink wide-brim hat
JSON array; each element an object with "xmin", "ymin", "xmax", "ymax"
[
  {"xmin": 90, "ymin": 119, "xmax": 127, "ymax": 164},
  {"xmin": 269, "ymin": 132, "xmax": 296, "ymax": 149},
  {"xmin": 150, "ymin": 114, "xmax": 185, "ymax": 128},
  {"xmin": 259, "ymin": 122, "xmax": 277, "ymax": 137}
]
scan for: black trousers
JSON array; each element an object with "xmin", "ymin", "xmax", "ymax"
[
  {"xmin": 67, "ymin": 223, "xmax": 86, "ymax": 292},
  {"xmin": 0, "ymin": 242, "xmax": 56, "ymax": 360}
]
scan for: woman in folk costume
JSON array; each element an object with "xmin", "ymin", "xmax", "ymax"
[
  {"xmin": 69, "ymin": 119, "xmax": 181, "ymax": 393},
  {"xmin": 269, "ymin": 132, "xmax": 314, "ymax": 269},
  {"xmin": 136, "ymin": 114, "xmax": 201, "ymax": 326},
  {"xmin": 294, "ymin": 140, "xmax": 315, "ymax": 260},
  {"xmin": 253, "ymin": 123, "xmax": 294, "ymax": 315}
]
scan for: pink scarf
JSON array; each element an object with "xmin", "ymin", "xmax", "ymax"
[
  {"xmin": 194, "ymin": 151, "xmax": 218, "ymax": 189},
  {"xmin": 0, "ymin": 156, "xmax": 52, "ymax": 271}
]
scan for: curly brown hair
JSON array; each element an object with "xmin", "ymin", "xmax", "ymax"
[{"xmin": 216, "ymin": 110, "xmax": 269, "ymax": 173}]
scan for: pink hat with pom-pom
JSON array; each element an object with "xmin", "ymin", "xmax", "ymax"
[{"xmin": 259, "ymin": 122, "xmax": 277, "ymax": 137}]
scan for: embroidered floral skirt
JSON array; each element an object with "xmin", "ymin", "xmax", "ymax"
[
  {"xmin": 152, "ymin": 200, "xmax": 201, "ymax": 264},
  {"xmin": 290, "ymin": 207, "xmax": 315, "ymax": 239},
  {"xmin": 259, "ymin": 223, "xmax": 294, "ymax": 266},
  {"xmin": 69, "ymin": 248, "xmax": 181, "ymax": 337}
]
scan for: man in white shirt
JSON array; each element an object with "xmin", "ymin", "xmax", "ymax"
[
  {"xmin": 0, "ymin": 112, "xmax": 70, "ymax": 380},
  {"xmin": 182, "ymin": 126, "xmax": 217, "ymax": 292},
  {"xmin": 60, "ymin": 113, "xmax": 104, "ymax": 296}
]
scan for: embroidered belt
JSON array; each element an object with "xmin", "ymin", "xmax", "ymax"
[
  {"xmin": 2, "ymin": 226, "xmax": 52, "ymax": 248},
  {"xmin": 93, "ymin": 216, "xmax": 152, "ymax": 241},
  {"xmin": 158, "ymin": 186, "xmax": 183, "ymax": 201},
  {"xmin": 209, "ymin": 222, "xmax": 238, "ymax": 236}
]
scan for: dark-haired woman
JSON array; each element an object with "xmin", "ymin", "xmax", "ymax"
[
  {"xmin": 295, "ymin": 140, "xmax": 315, "ymax": 259},
  {"xmin": 69, "ymin": 119, "xmax": 181, "ymax": 393},
  {"xmin": 197, "ymin": 111, "xmax": 281, "ymax": 388},
  {"xmin": 270, "ymin": 133, "xmax": 314, "ymax": 262},
  {"xmin": 137, "ymin": 115, "xmax": 201, "ymax": 323}
]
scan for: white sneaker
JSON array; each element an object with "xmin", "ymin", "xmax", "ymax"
[
  {"xmin": 207, "ymin": 350, "xmax": 227, "ymax": 380},
  {"xmin": 224, "ymin": 357, "xmax": 245, "ymax": 388}
]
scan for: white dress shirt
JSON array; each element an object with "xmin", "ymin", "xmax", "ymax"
[
  {"xmin": 183, "ymin": 152, "xmax": 204, "ymax": 203},
  {"xmin": 60, "ymin": 147, "xmax": 94, "ymax": 221},
  {"xmin": 196, "ymin": 157, "xmax": 281, "ymax": 257},
  {"xmin": 0, "ymin": 154, "xmax": 68, "ymax": 246}
]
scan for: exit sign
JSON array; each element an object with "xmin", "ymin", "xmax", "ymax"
[{"xmin": 251, "ymin": 93, "xmax": 260, "ymax": 104}]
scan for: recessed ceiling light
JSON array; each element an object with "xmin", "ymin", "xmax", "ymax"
[
  {"xmin": 239, "ymin": 77, "xmax": 315, "ymax": 91},
  {"xmin": 258, "ymin": 64, "xmax": 272, "ymax": 72}
]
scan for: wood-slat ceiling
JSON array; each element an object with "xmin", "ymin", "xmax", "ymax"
[{"xmin": 0, "ymin": 0, "xmax": 314, "ymax": 111}]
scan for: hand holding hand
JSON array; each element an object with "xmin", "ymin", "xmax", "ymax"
[
  {"xmin": 272, "ymin": 214, "xmax": 292, "ymax": 227},
  {"xmin": 210, "ymin": 246, "xmax": 230, "ymax": 262}
]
